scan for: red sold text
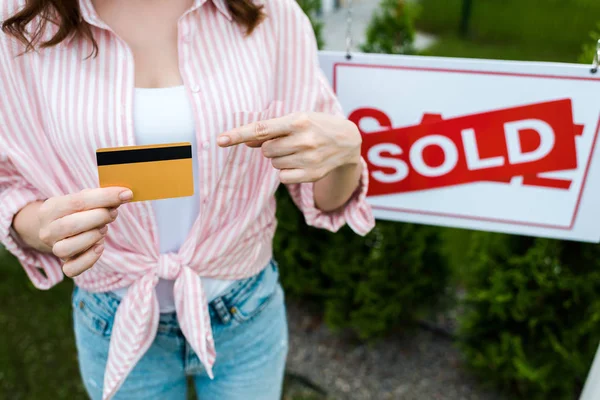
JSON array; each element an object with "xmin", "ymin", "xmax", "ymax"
[{"xmin": 350, "ymin": 99, "xmax": 582, "ymax": 196}]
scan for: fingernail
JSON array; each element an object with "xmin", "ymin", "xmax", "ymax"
[
  {"xmin": 99, "ymin": 226, "xmax": 108, "ymax": 235},
  {"xmin": 119, "ymin": 190, "xmax": 133, "ymax": 201},
  {"xmin": 94, "ymin": 244, "xmax": 104, "ymax": 254},
  {"xmin": 217, "ymin": 136, "xmax": 231, "ymax": 146},
  {"xmin": 109, "ymin": 208, "xmax": 118, "ymax": 218}
]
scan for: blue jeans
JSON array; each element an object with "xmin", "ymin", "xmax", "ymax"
[{"xmin": 72, "ymin": 260, "xmax": 288, "ymax": 400}]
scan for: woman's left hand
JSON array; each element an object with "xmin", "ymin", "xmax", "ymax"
[{"xmin": 217, "ymin": 112, "xmax": 362, "ymax": 184}]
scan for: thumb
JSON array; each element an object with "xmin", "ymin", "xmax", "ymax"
[{"xmin": 245, "ymin": 140, "xmax": 265, "ymax": 148}]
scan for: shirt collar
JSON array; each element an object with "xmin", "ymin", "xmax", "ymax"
[
  {"xmin": 71, "ymin": 0, "xmax": 233, "ymax": 43},
  {"xmin": 199, "ymin": 0, "xmax": 233, "ymax": 21}
]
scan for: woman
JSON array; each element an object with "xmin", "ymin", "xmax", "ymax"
[{"xmin": 0, "ymin": 0, "xmax": 375, "ymax": 398}]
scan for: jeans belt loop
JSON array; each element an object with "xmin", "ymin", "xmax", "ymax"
[{"xmin": 211, "ymin": 296, "xmax": 232, "ymax": 325}]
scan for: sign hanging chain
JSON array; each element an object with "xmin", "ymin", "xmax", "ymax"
[
  {"xmin": 592, "ymin": 39, "xmax": 600, "ymax": 74},
  {"xmin": 345, "ymin": 0, "xmax": 353, "ymax": 60}
]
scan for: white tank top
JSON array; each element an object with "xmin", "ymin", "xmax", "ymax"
[{"xmin": 112, "ymin": 86, "xmax": 235, "ymax": 313}]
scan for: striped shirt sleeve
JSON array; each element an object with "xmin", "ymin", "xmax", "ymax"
[
  {"xmin": 275, "ymin": 0, "xmax": 375, "ymax": 236},
  {"xmin": 0, "ymin": 16, "xmax": 64, "ymax": 289},
  {"xmin": 0, "ymin": 155, "xmax": 64, "ymax": 289}
]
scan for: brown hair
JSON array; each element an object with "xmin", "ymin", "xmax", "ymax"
[{"xmin": 2, "ymin": 0, "xmax": 265, "ymax": 56}]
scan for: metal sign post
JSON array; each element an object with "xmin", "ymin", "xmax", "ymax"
[{"xmin": 591, "ymin": 39, "xmax": 600, "ymax": 74}]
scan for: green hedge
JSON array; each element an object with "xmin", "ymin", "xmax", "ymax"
[
  {"xmin": 361, "ymin": 0, "xmax": 419, "ymax": 55},
  {"xmin": 274, "ymin": 189, "xmax": 451, "ymax": 339},
  {"xmin": 457, "ymin": 233, "xmax": 600, "ymax": 399}
]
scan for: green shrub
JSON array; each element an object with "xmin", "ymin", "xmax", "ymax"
[
  {"xmin": 274, "ymin": 189, "xmax": 450, "ymax": 339},
  {"xmin": 360, "ymin": 0, "xmax": 418, "ymax": 55},
  {"xmin": 457, "ymin": 233, "xmax": 600, "ymax": 399},
  {"xmin": 273, "ymin": 189, "xmax": 332, "ymax": 301}
]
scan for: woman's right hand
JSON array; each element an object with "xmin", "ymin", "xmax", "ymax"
[{"xmin": 37, "ymin": 187, "xmax": 133, "ymax": 277}]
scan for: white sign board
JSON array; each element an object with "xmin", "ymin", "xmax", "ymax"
[{"xmin": 318, "ymin": 51, "xmax": 600, "ymax": 242}]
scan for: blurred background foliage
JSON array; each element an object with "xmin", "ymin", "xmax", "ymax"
[{"xmin": 2, "ymin": 0, "xmax": 600, "ymax": 399}]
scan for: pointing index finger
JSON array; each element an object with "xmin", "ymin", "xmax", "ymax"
[{"xmin": 217, "ymin": 116, "xmax": 292, "ymax": 147}]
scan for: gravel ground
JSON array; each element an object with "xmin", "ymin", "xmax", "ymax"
[{"xmin": 284, "ymin": 301, "xmax": 506, "ymax": 400}]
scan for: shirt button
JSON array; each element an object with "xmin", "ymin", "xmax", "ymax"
[
  {"xmin": 191, "ymin": 84, "xmax": 201, "ymax": 93},
  {"xmin": 182, "ymin": 34, "xmax": 191, "ymax": 44},
  {"xmin": 202, "ymin": 141, "xmax": 210, "ymax": 150}
]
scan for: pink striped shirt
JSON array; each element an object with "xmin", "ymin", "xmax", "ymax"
[{"xmin": 0, "ymin": 0, "xmax": 375, "ymax": 397}]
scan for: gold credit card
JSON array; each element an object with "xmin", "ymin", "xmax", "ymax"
[{"xmin": 96, "ymin": 142, "xmax": 194, "ymax": 202}]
